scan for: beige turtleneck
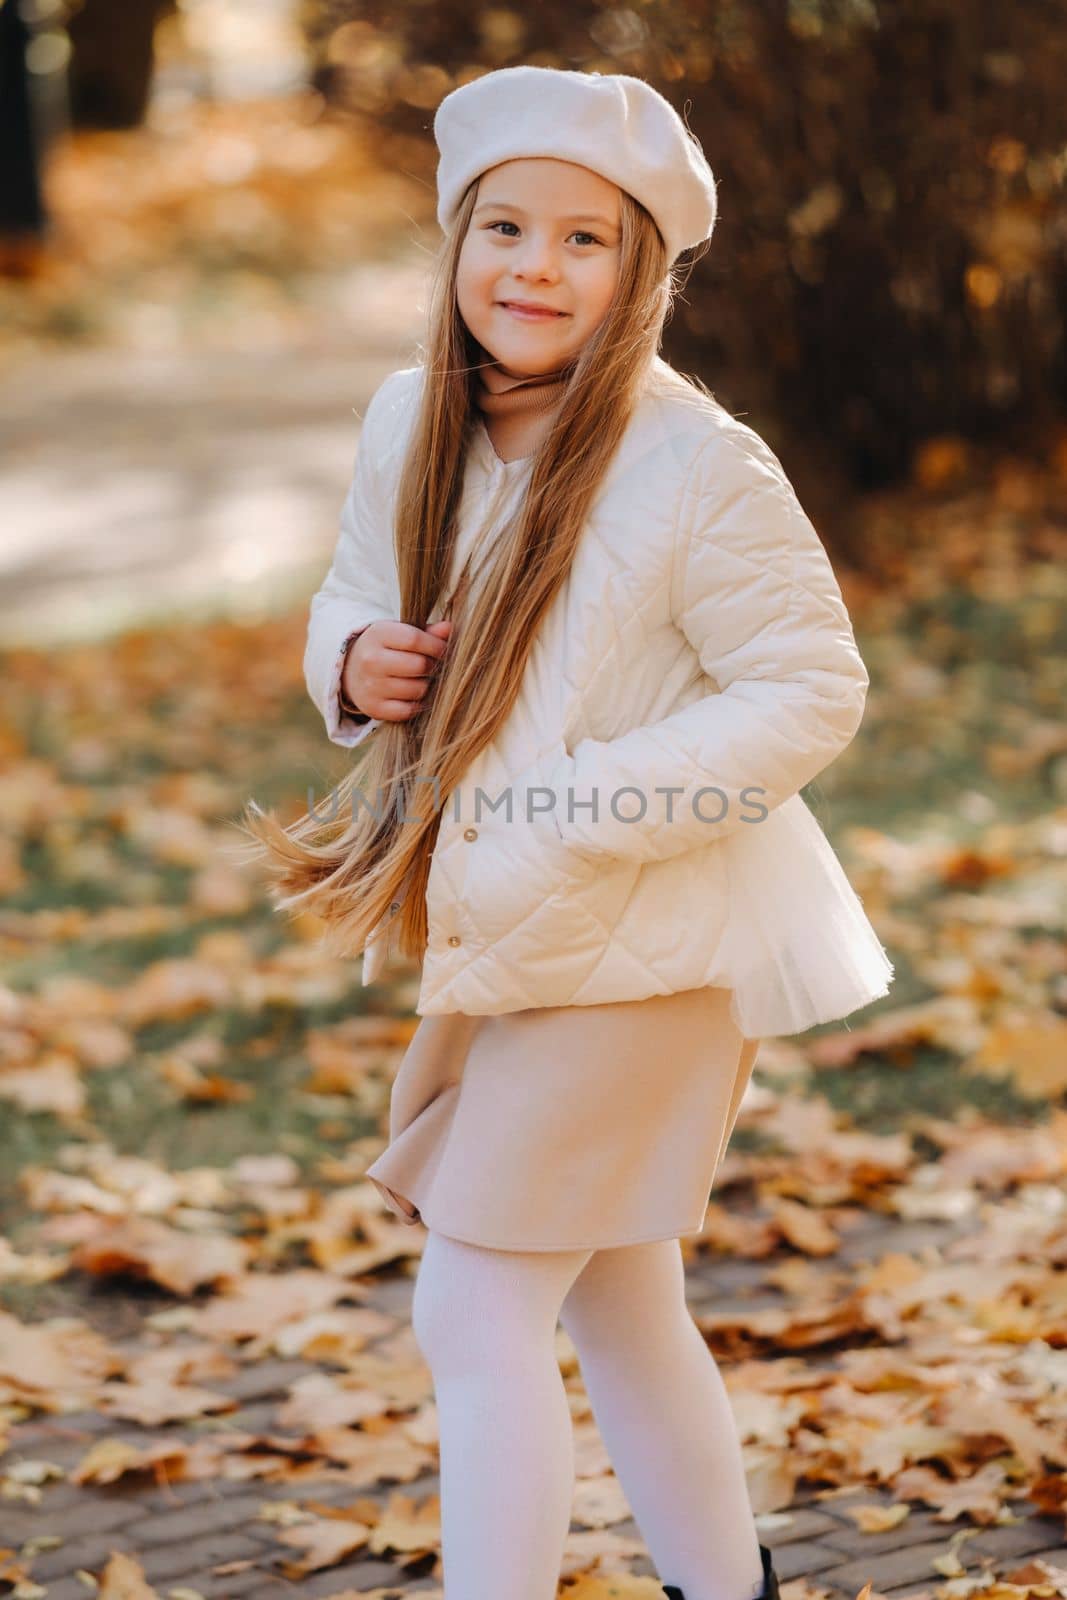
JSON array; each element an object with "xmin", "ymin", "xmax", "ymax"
[
  {"xmin": 472, "ymin": 349, "xmax": 573, "ymax": 462},
  {"xmin": 432, "ymin": 350, "xmax": 573, "ymax": 621}
]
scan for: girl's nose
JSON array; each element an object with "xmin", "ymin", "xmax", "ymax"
[{"xmin": 515, "ymin": 243, "xmax": 560, "ymax": 278}]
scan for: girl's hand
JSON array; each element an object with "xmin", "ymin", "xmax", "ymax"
[{"xmin": 341, "ymin": 618, "xmax": 452, "ymax": 722}]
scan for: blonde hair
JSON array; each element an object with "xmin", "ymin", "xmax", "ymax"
[{"xmin": 238, "ymin": 176, "xmax": 704, "ymax": 966}]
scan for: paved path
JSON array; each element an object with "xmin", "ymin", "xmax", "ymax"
[
  {"xmin": 0, "ymin": 252, "xmax": 428, "ymax": 648},
  {"xmin": 3, "ymin": 1209, "xmax": 1064, "ymax": 1599}
]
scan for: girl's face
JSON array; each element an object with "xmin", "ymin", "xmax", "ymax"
[{"xmin": 456, "ymin": 157, "xmax": 622, "ymax": 377}]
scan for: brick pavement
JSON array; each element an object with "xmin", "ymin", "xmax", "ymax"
[{"xmin": 2, "ymin": 1212, "xmax": 1063, "ymax": 1599}]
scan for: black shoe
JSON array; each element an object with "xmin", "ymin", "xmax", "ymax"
[
  {"xmin": 663, "ymin": 1541, "xmax": 781, "ymax": 1600},
  {"xmin": 758, "ymin": 1543, "xmax": 781, "ymax": 1600}
]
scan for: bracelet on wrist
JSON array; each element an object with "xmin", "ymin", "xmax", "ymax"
[{"xmin": 338, "ymin": 629, "xmax": 371, "ymax": 721}]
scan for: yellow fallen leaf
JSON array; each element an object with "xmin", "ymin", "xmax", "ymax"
[
  {"xmin": 96, "ymin": 1552, "xmax": 159, "ymax": 1599},
  {"xmin": 844, "ymin": 1502, "xmax": 911, "ymax": 1532}
]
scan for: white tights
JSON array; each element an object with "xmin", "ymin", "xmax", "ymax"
[{"xmin": 411, "ymin": 1230, "xmax": 766, "ymax": 1600}]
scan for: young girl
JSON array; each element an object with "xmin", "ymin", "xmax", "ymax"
[{"xmin": 245, "ymin": 65, "xmax": 893, "ymax": 1600}]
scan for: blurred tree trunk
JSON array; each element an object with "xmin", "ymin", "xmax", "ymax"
[
  {"xmin": 0, "ymin": 0, "xmax": 47, "ymax": 242},
  {"xmin": 66, "ymin": 0, "xmax": 176, "ymax": 129}
]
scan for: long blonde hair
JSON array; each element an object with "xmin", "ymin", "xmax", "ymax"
[{"xmin": 238, "ymin": 176, "xmax": 699, "ymax": 964}]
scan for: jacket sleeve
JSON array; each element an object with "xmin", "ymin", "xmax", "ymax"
[
  {"xmin": 553, "ymin": 426, "xmax": 870, "ymax": 864},
  {"xmin": 303, "ymin": 371, "xmax": 406, "ymax": 748}
]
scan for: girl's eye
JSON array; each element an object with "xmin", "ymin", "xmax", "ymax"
[{"xmin": 486, "ymin": 222, "xmax": 602, "ymax": 246}]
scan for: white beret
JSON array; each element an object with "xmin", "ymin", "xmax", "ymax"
[{"xmin": 434, "ymin": 65, "xmax": 718, "ymax": 266}]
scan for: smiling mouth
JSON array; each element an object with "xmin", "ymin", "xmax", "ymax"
[{"xmin": 498, "ymin": 303, "xmax": 570, "ymax": 318}]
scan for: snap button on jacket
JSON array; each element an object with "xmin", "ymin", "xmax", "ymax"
[{"xmin": 304, "ymin": 356, "xmax": 894, "ymax": 1038}]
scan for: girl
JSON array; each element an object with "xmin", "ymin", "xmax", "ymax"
[{"xmin": 244, "ymin": 65, "xmax": 893, "ymax": 1600}]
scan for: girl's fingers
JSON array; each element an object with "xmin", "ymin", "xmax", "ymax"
[
  {"xmin": 380, "ymin": 645, "xmax": 444, "ymax": 678},
  {"xmin": 357, "ymin": 679, "xmax": 433, "ymax": 716},
  {"xmin": 380, "ymin": 675, "xmax": 431, "ymax": 702},
  {"xmin": 379, "ymin": 699, "xmax": 424, "ymax": 719},
  {"xmin": 356, "ymin": 629, "xmax": 450, "ymax": 715}
]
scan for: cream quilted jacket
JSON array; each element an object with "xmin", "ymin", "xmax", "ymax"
[{"xmin": 304, "ymin": 355, "xmax": 894, "ymax": 1038}]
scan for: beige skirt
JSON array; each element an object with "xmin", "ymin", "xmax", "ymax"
[{"xmin": 364, "ymin": 985, "xmax": 761, "ymax": 1252}]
